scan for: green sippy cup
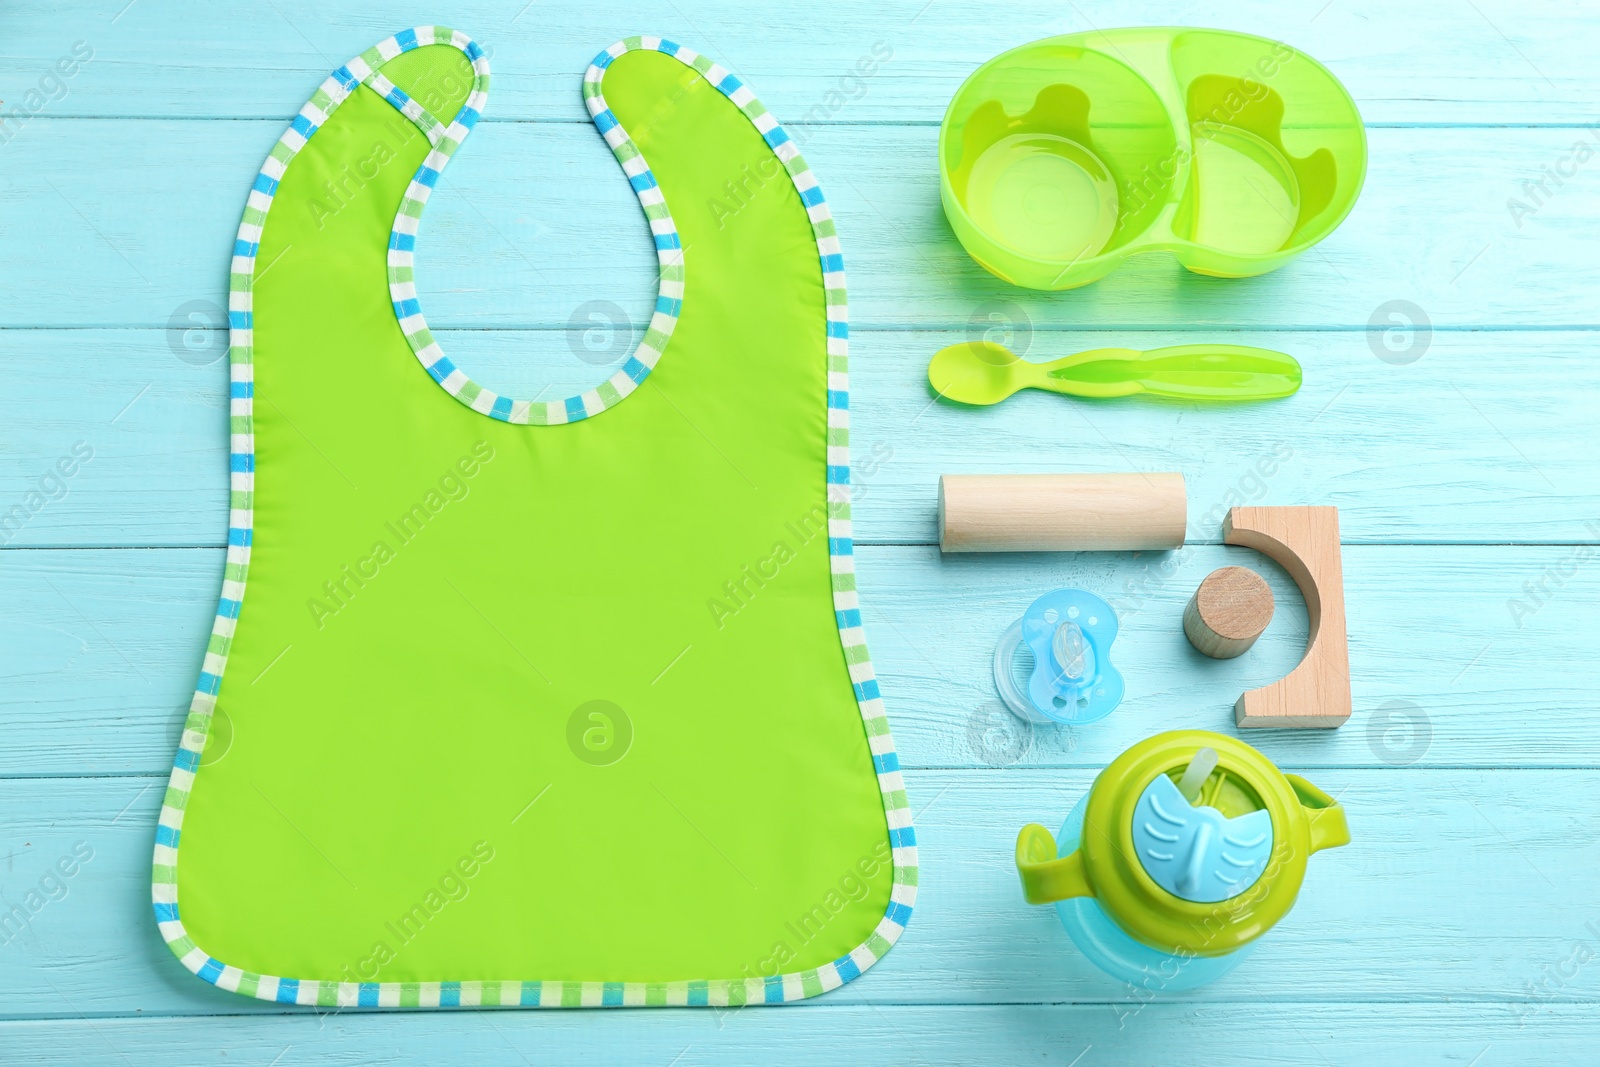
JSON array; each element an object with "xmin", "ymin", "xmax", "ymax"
[{"xmin": 1016, "ymin": 730, "xmax": 1349, "ymax": 988}]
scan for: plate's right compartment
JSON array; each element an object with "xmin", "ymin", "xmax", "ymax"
[{"xmin": 1166, "ymin": 29, "xmax": 1366, "ymax": 276}]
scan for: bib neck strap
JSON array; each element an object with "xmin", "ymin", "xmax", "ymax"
[{"xmin": 375, "ymin": 40, "xmax": 689, "ymax": 426}]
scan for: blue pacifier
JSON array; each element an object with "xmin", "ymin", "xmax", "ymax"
[{"xmin": 994, "ymin": 589, "xmax": 1123, "ymax": 725}]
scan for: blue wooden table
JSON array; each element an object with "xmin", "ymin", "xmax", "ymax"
[{"xmin": 3, "ymin": 1, "xmax": 1598, "ymax": 1063}]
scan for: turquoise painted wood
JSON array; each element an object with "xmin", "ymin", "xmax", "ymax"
[
  {"xmin": 3, "ymin": 330, "xmax": 1597, "ymax": 547},
  {"xmin": 1, "ymin": 1006, "xmax": 1596, "ymax": 1066},
  {"xmin": 3, "ymin": 122, "xmax": 1599, "ymax": 330},
  {"xmin": 1, "ymin": 2, "xmax": 1597, "ymax": 1064},
  {"xmin": 0, "ymin": 544, "xmax": 1596, "ymax": 777},
  {"xmin": 2, "ymin": 770, "xmax": 1598, "ymax": 1015},
  {"xmin": 9, "ymin": 0, "xmax": 1599, "ymax": 124}
]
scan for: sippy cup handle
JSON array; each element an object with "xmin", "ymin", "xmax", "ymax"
[
  {"xmin": 1286, "ymin": 774, "xmax": 1352, "ymax": 854},
  {"xmin": 1015, "ymin": 824, "xmax": 1094, "ymax": 904}
]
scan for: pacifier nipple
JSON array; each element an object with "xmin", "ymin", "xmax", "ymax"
[{"xmin": 1051, "ymin": 621, "xmax": 1091, "ymax": 685}]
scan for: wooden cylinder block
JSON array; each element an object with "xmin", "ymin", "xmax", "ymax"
[
  {"xmin": 938, "ymin": 473, "xmax": 1187, "ymax": 553},
  {"xmin": 1184, "ymin": 566, "xmax": 1275, "ymax": 659}
]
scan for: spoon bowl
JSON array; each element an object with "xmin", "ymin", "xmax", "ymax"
[{"xmin": 927, "ymin": 341, "xmax": 1031, "ymax": 405}]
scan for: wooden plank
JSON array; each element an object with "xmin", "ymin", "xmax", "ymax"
[
  {"xmin": 862, "ymin": 543, "xmax": 1600, "ymax": 770},
  {"xmin": 1, "ymin": 122, "xmax": 1597, "ymax": 330},
  {"xmin": 0, "ymin": 544, "xmax": 1595, "ymax": 777},
  {"xmin": 1, "ymin": 327, "xmax": 1593, "ymax": 548},
  {"xmin": 0, "ymin": 1003, "xmax": 1594, "ymax": 1065},
  {"xmin": 8, "ymin": 0, "xmax": 1596, "ymax": 125},
  {"xmin": 1, "ymin": 769, "xmax": 1598, "ymax": 1018}
]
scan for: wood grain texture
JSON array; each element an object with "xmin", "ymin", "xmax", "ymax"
[
  {"xmin": 0, "ymin": 543, "xmax": 1594, "ymax": 777},
  {"xmin": 1183, "ymin": 565, "xmax": 1275, "ymax": 659},
  {"xmin": 1, "ymin": 770, "xmax": 1598, "ymax": 1019},
  {"xmin": 938, "ymin": 472, "xmax": 1187, "ymax": 552},
  {"xmin": 2, "ymin": 1004, "xmax": 1595, "ymax": 1066},
  {"xmin": 2, "ymin": 329, "xmax": 1595, "ymax": 548},
  {"xmin": 1226, "ymin": 507, "xmax": 1351, "ymax": 727},
  {"xmin": 8, "ymin": 0, "xmax": 1597, "ymax": 124},
  {"xmin": 2, "ymin": 2, "xmax": 1597, "ymax": 1060},
  {"xmin": 1, "ymin": 122, "xmax": 1598, "ymax": 330}
]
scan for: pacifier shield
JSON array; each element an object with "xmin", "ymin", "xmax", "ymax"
[{"xmin": 994, "ymin": 588, "xmax": 1123, "ymax": 725}]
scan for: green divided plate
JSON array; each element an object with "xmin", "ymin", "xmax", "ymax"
[{"xmin": 939, "ymin": 27, "xmax": 1367, "ymax": 290}]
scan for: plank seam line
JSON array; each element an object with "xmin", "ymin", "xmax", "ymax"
[
  {"xmin": 9, "ymin": 324, "xmax": 1600, "ymax": 334},
  {"xmin": 29, "ymin": 116, "xmax": 1600, "ymax": 132},
  {"xmin": 6, "ymin": 765, "xmax": 1598, "ymax": 784},
  {"xmin": 4, "ymin": 541, "xmax": 1597, "ymax": 552},
  {"xmin": 0, "ymin": 996, "xmax": 1591, "ymax": 1023}
]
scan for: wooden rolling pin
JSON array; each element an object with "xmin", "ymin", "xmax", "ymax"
[{"xmin": 938, "ymin": 473, "xmax": 1187, "ymax": 552}]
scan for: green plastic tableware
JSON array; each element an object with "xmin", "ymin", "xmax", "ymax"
[
  {"xmin": 928, "ymin": 340, "xmax": 1302, "ymax": 405},
  {"xmin": 939, "ymin": 27, "xmax": 1367, "ymax": 290}
]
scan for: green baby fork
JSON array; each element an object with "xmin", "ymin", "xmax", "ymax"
[{"xmin": 928, "ymin": 341, "xmax": 1302, "ymax": 406}]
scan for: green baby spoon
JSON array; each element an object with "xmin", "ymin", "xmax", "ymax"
[{"xmin": 928, "ymin": 341, "xmax": 1302, "ymax": 406}]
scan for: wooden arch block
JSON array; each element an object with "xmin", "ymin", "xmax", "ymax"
[{"xmin": 1224, "ymin": 506, "xmax": 1351, "ymax": 728}]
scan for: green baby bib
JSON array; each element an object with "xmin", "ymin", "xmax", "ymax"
[{"xmin": 152, "ymin": 27, "xmax": 916, "ymax": 1009}]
